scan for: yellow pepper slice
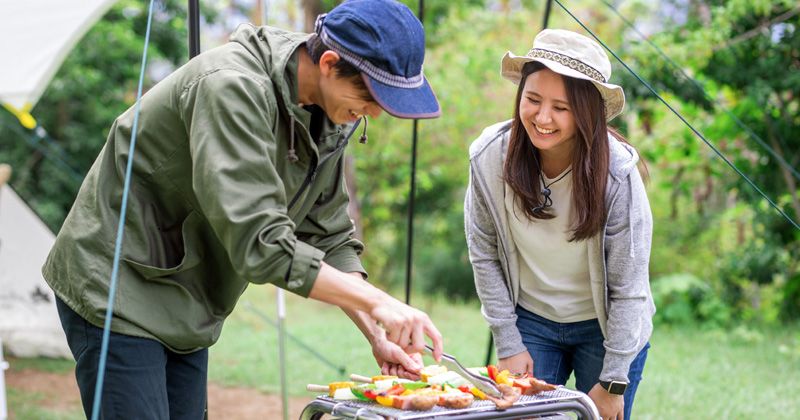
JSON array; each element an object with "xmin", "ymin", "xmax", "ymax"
[
  {"xmin": 470, "ymin": 387, "xmax": 487, "ymax": 400},
  {"xmin": 375, "ymin": 395, "xmax": 395, "ymax": 407}
]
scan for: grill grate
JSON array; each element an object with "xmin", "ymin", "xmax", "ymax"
[{"xmin": 317, "ymin": 387, "xmax": 584, "ymax": 419}]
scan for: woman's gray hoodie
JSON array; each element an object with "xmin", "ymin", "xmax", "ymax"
[{"xmin": 464, "ymin": 120, "xmax": 656, "ymax": 382}]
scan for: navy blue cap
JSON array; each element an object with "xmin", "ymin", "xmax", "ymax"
[{"xmin": 315, "ymin": 0, "xmax": 441, "ymax": 119}]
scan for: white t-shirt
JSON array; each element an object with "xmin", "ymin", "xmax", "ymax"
[{"xmin": 504, "ymin": 169, "xmax": 596, "ymax": 323}]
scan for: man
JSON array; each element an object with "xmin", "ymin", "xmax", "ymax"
[{"xmin": 42, "ymin": 0, "xmax": 443, "ymax": 417}]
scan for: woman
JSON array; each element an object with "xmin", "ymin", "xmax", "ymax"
[{"xmin": 465, "ymin": 29, "xmax": 655, "ymax": 420}]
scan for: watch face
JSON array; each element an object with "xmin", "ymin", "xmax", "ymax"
[{"xmin": 608, "ymin": 381, "xmax": 627, "ymax": 395}]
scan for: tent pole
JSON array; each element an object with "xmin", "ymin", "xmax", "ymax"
[
  {"xmin": 0, "ymin": 166, "xmax": 8, "ymax": 420},
  {"xmin": 0, "ymin": 337, "xmax": 7, "ymax": 420},
  {"xmin": 188, "ymin": 0, "xmax": 201, "ymax": 58},
  {"xmin": 485, "ymin": 0, "xmax": 555, "ymax": 368},
  {"xmin": 404, "ymin": 0, "xmax": 424, "ymax": 306},
  {"xmin": 542, "ymin": 0, "xmax": 554, "ymax": 30}
]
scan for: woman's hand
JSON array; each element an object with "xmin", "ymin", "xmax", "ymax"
[
  {"xmin": 587, "ymin": 383, "xmax": 624, "ymax": 420},
  {"xmin": 497, "ymin": 350, "xmax": 534, "ymax": 377}
]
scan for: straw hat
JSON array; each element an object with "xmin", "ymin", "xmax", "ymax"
[{"xmin": 501, "ymin": 29, "xmax": 625, "ymax": 121}]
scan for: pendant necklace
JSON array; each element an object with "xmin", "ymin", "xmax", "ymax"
[{"xmin": 532, "ymin": 167, "xmax": 572, "ymax": 213}]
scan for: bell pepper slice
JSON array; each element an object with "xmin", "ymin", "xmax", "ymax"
[
  {"xmin": 458, "ymin": 385, "xmax": 471, "ymax": 393},
  {"xmin": 487, "ymin": 365, "xmax": 498, "ymax": 382},
  {"xmin": 470, "ymin": 386, "xmax": 488, "ymax": 400},
  {"xmin": 385, "ymin": 383, "xmax": 406, "ymax": 396},
  {"xmin": 495, "ymin": 369, "xmax": 512, "ymax": 386},
  {"xmin": 401, "ymin": 381, "xmax": 430, "ymax": 390},
  {"xmin": 363, "ymin": 389, "xmax": 379, "ymax": 400},
  {"xmin": 375, "ymin": 395, "xmax": 395, "ymax": 407},
  {"xmin": 351, "ymin": 384, "xmax": 376, "ymax": 401}
]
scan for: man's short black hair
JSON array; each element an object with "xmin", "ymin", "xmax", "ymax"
[{"xmin": 306, "ymin": 34, "xmax": 372, "ymax": 100}]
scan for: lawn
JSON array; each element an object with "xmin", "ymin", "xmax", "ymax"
[{"xmin": 5, "ymin": 285, "xmax": 800, "ymax": 418}]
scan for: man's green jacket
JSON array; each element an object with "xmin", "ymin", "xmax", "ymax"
[{"xmin": 43, "ymin": 25, "xmax": 366, "ymax": 353}]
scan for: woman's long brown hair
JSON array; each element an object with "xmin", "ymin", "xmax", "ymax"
[{"xmin": 504, "ymin": 61, "xmax": 623, "ymax": 241}]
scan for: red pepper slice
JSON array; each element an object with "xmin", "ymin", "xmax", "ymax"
[
  {"xmin": 458, "ymin": 385, "xmax": 471, "ymax": 393},
  {"xmin": 363, "ymin": 389, "xmax": 379, "ymax": 400},
  {"xmin": 385, "ymin": 383, "xmax": 406, "ymax": 396},
  {"xmin": 487, "ymin": 365, "xmax": 498, "ymax": 382}
]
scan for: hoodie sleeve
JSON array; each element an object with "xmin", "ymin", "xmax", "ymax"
[
  {"xmin": 465, "ymin": 161, "xmax": 527, "ymax": 359},
  {"xmin": 295, "ymin": 154, "xmax": 366, "ymax": 277},
  {"xmin": 179, "ymin": 69, "xmax": 324, "ymax": 297},
  {"xmin": 600, "ymin": 167, "xmax": 654, "ymax": 382}
]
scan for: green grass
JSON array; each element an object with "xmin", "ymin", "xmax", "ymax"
[{"xmin": 6, "ymin": 388, "xmax": 83, "ymax": 420}]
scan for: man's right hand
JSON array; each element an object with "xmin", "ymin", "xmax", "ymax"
[
  {"xmin": 370, "ymin": 298, "xmax": 443, "ymax": 362},
  {"xmin": 309, "ymin": 263, "xmax": 444, "ymax": 362},
  {"xmin": 498, "ymin": 350, "xmax": 534, "ymax": 377}
]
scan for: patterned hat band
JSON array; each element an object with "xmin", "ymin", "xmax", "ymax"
[
  {"xmin": 315, "ymin": 13, "xmax": 424, "ymax": 89},
  {"xmin": 528, "ymin": 48, "xmax": 606, "ymax": 83}
]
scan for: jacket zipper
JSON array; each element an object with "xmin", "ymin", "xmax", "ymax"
[{"xmin": 286, "ymin": 121, "xmax": 360, "ymax": 210}]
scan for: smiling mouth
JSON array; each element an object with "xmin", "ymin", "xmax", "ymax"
[{"xmin": 534, "ymin": 124, "xmax": 556, "ymax": 135}]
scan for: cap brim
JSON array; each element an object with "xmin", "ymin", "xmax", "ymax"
[{"xmin": 362, "ymin": 74, "xmax": 441, "ymax": 119}]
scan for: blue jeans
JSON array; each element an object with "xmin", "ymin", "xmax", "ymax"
[
  {"xmin": 55, "ymin": 297, "xmax": 208, "ymax": 419},
  {"xmin": 516, "ymin": 306, "xmax": 649, "ymax": 420}
]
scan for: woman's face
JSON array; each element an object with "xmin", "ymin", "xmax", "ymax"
[{"xmin": 518, "ymin": 68, "xmax": 577, "ymax": 160}]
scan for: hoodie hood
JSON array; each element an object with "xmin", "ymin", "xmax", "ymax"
[
  {"xmin": 608, "ymin": 134, "xmax": 640, "ymax": 182},
  {"xmin": 229, "ymin": 24, "xmax": 311, "ymax": 114}
]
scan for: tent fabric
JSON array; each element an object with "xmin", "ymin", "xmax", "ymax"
[
  {"xmin": 0, "ymin": 0, "xmax": 117, "ymax": 111},
  {"xmin": 0, "ymin": 185, "xmax": 70, "ymax": 358}
]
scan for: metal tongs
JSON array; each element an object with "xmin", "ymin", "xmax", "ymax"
[{"xmin": 424, "ymin": 344, "xmax": 502, "ymax": 398}]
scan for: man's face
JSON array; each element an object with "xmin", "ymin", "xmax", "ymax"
[
  {"xmin": 316, "ymin": 51, "xmax": 383, "ymax": 124},
  {"xmin": 318, "ymin": 73, "xmax": 383, "ymax": 124}
]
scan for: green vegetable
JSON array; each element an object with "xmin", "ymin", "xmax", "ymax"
[{"xmin": 400, "ymin": 381, "xmax": 430, "ymax": 390}]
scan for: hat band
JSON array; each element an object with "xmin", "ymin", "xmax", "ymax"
[
  {"xmin": 315, "ymin": 14, "xmax": 424, "ymax": 89},
  {"xmin": 528, "ymin": 48, "xmax": 606, "ymax": 83}
]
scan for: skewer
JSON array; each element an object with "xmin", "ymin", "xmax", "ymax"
[
  {"xmin": 349, "ymin": 374, "xmax": 372, "ymax": 383},
  {"xmin": 306, "ymin": 384, "xmax": 329, "ymax": 393}
]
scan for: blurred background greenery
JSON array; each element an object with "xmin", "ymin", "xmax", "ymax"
[{"xmin": 1, "ymin": 0, "xmax": 799, "ymax": 411}]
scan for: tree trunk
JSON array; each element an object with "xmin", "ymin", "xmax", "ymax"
[
  {"xmin": 302, "ymin": 0, "xmax": 323, "ymax": 32},
  {"xmin": 765, "ymin": 113, "xmax": 800, "ymax": 220},
  {"xmin": 344, "ymin": 154, "xmax": 363, "ymax": 240}
]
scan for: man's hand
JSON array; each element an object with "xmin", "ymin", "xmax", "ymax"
[
  {"xmin": 371, "ymin": 337, "xmax": 424, "ymax": 380},
  {"xmin": 370, "ymin": 298, "xmax": 443, "ymax": 362},
  {"xmin": 310, "ymin": 264, "xmax": 443, "ymax": 362},
  {"xmin": 497, "ymin": 350, "xmax": 534, "ymax": 377},
  {"xmin": 587, "ymin": 383, "xmax": 624, "ymax": 420}
]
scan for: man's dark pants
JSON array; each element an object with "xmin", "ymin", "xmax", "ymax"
[{"xmin": 56, "ymin": 297, "xmax": 208, "ymax": 419}]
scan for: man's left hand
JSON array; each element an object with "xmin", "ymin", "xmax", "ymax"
[{"xmin": 371, "ymin": 337, "xmax": 423, "ymax": 380}]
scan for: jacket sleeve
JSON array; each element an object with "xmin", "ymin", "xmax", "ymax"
[
  {"xmin": 180, "ymin": 69, "xmax": 324, "ymax": 297},
  {"xmin": 600, "ymin": 168, "xmax": 654, "ymax": 382},
  {"xmin": 465, "ymin": 162, "xmax": 527, "ymax": 359},
  {"xmin": 295, "ymin": 154, "xmax": 366, "ymax": 277}
]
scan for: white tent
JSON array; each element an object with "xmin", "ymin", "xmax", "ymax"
[
  {"xmin": 0, "ymin": 0, "xmax": 117, "ymax": 128},
  {"xmin": 0, "ymin": 1, "xmax": 118, "ymax": 361},
  {"xmin": 0, "ymin": 183, "xmax": 70, "ymax": 359}
]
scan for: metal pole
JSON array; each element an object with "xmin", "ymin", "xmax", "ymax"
[
  {"xmin": 0, "ymin": 338, "xmax": 8, "ymax": 420},
  {"xmin": 0, "ymin": 166, "xmax": 10, "ymax": 420},
  {"xmin": 542, "ymin": 0, "xmax": 554, "ymax": 30},
  {"xmin": 276, "ymin": 290, "xmax": 289, "ymax": 420},
  {"xmin": 404, "ymin": 0, "xmax": 424, "ymax": 306},
  {"xmin": 188, "ymin": 0, "xmax": 201, "ymax": 58},
  {"xmin": 486, "ymin": 0, "xmax": 555, "ymax": 367}
]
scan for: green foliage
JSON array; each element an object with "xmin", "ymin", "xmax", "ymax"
[
  {"xmin": 651, "ymin": 273, "xmax": 731, "ymax": 326},
  {"xmin": 0, "ymin": 0, "xmax": 204, "ymax": 231}
]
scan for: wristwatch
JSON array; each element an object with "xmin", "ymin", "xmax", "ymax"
[{"xmin": 599, "ymin": 380, "xmax": 628, "ymax": 395}]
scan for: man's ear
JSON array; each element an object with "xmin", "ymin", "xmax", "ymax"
[{"xmin": 318, "ymin": 50, "xmax": 341, "ymax": 77}]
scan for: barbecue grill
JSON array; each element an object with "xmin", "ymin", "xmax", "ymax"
[{"xmin": 300, "ymin": 387, "xmax": 600, "ymax": 419}]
